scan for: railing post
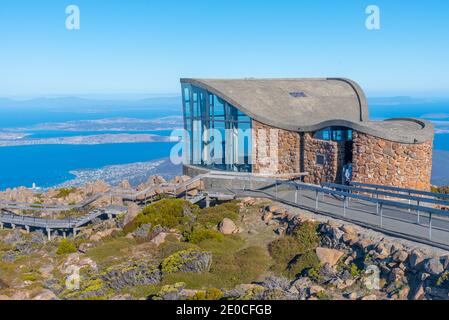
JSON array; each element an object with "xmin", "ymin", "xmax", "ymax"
[
  {"xmin": 408, "ymin": 192, "xmax": 411, "ymax": 213},
  {"xmin": 294, "ymin": 186, "xmax": 298, "ymax": 204},
  {"xmin": 315, "ymin": 190, "xmax": 319, "ymax": 210},
  {"xmin": 379, "ymin": 203, "xmax": 383, "ymax": 228},
  {"xmin": 343, "ymin": 196, "xmax": 346, "ymax": 217},
  {"xmin": 417, "ymin": 200, "xmax": 421, "ymax": 225},
  {"xmin": 429, "ymin": 213, "xmax": 432, "ymax": 241},
  {"xmin": 275, "ymin": 181, "xmax": 278, "ymax": 199}
]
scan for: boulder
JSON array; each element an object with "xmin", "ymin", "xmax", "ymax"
[
  {"xmin": 218, "ymin": 218, "xmax": 237, "ymax": 235},
  {"xmin": 132, "ymin": 223, "xmax": 152, "ymax": 239},
  {"xmin": 424, "ymin": 257, "xmax": 444, "ymax": 275},
  {"xmin": 425, "ymin": 286, "xmax": 449, "ymax": 300},
  {"xmin": 315, "ymin": 247, "xmax": 344, "ymax": 267},
  {"xmin": 262, "ymin": 212, "xmax": 273, "ymax": 224},
  {"xmin": 409, "ymin": 250, "xmax": 425, "ymax": 269},
  {"xmin": 341, "ymin": 225, "xmax": 357, "ymax": 235},
  {"xmin": 32, "ymin": 289, "xmax": 59, "ymax": 300},
  {"xmin": 355, "ymin": 239, "xmax": 374, "ymax": 251},
  {"xmin": 241, "ymin": 197, "xmax": 257, "ymax": 206},
  {"xmin": 361, "ymin": 294, "xmax": 377, "ymax": 300},
  {"xmin": 392, "ymin": 250, "xmax": 409, "ymax": 263},
  {"xmin": 411, "ymin": 283, "xmax": 425, "ymax": 300},
  {"xmin": 59, "ymin": 253, "xmax": 97, "ymax": 274},
  {"xmin": 275, "ymin": 227, "xmax": 286, "ymax": 236},
  {"xmin": 342, "ymin": 234, "xmax": 358, "ymax": 246},
  {"xmin": 266, "ymin": 205, "xmax": 286, "ymax": 215},
  {"xmin": 78, "ymin": 242, "xmax": 94, "ymax": 254},
  {"xmin": 151, "ymin": 232, "xmax": 168, "ymax": 246},
  {"xmin": 389, "ymin": 268, "xmax": 405, "ymax": 283},
  {"xmin": 375, "ymin": 243, "xmax": 391, "ymax": 257},
  {"xmin": 347, "ymin": 292, "xmax": 358, "ymax": 300}
]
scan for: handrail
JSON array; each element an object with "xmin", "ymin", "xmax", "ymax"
[
  {"xmin": 322, "ymin": 182, "xmax": 449, "ymax": 207},
  {"xmin": 269, "ymin": 179, "xmax": 449, "ymax": 218},
  {"xmin": 350, "ymin": 181, "xmax": 449, "ymax": 200}
]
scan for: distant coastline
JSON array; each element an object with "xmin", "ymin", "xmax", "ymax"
[{"xmin": 0, "ymin": 133, "xmax": 179, "ymax": 147}]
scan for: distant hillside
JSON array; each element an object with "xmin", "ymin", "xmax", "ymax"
[{"xmin": 432, "ymin": 150, "xmax": 449, "ymax": 186}]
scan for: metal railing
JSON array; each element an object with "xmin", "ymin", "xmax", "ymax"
[
  {"xmin": 213, "ymin": 174, "xmax": 449, "ymax": 247},
  {"xmin": 350, "ymin": 181, "xmax": 449, "ymax": 201}
]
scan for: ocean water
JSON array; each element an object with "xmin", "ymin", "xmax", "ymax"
[
  {"xmin": 434, "ymin": 133, "xmax": 449, "ymax": 151},
  {"xmin": 0, "ymin": 142, "xmax": 176, "ymax": 190}
]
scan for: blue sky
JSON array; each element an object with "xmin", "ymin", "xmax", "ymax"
[{"xmin": 0, "ymin": 0, "xmax": 448, "ymax": 98}]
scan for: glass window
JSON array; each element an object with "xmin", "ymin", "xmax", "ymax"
[
  {"xmin": 184, "ymin": 86, "xmax": 253, "ymax": 172},
  {"xmin": 314, "ymin": 127, "xmax": 353, "ymax": 142},
  {"xmin": 213, "ymin": 95, "xmax": 225, "ymax": 120}
]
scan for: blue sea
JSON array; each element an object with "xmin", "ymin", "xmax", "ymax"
[
  {"xmin": 0, "ymin": 106, "xmax": 181, "ymax": 190},
  {"xmin": 0, "ymin": 98, "xmax": 448, "ymax": 190}
]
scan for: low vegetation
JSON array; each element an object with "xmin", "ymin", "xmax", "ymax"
[
  {"xmin": 56, "ymin": 239, "xmax": 77, "ymax": 255},
  {"xmin": 56, "ymin": 187, "xmax": 77, "ymax": 199},
  {"xmin": 268, "ymin": 221, "xmax": 320, "ymax": 278},
  {"xmin": 123, "ymin": 199, "xmax": 199, "ymax": 233}
]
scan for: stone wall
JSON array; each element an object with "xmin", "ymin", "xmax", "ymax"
[
  {"xmin": 252, "ymin": 120, "xmax": 301, "ymax": 175},
  {"xmin": 352, "ymin": 132, "xmax": 433, "ymax": 191},
  {"xmin": 303, "ymin": 133, "xmax": 340, "ymax": 185}
]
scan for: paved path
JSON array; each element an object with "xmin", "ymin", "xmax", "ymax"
[{"xmin": 229, "ymin": 186, "xmax": 449, "ymax": 250}]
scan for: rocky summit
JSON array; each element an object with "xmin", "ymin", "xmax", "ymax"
[{"xmin": 1, "ymin": 185, "xmax": 449, "ymax": 300}]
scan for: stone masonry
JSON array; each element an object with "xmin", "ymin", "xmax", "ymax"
[
  {"xmin": 252, "ymin": 120, "xmax": 300, "ymax": 175},
  {"xmin": 251, "ymin": 121, "xmax": 433, "ymax": 190},
  {"xmin": 352, "ymin": 132, "xmax": 433, "ymax": 191}
]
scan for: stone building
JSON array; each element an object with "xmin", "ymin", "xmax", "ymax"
[{"xmin": 180, "ymin": 78, "xmax": 434, "ymax": 190}]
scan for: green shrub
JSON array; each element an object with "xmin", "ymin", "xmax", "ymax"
[
  {"xmin": 56, "ymin": 188, "xmax": 77, "ymax": 199},
  {"xmin": 431, "ymin": 186, "xmax": 449, "ymax": 194},
  {"xmin": 161, "ymin": 242, "xmax": 270, "ymax": 290},
  {"xmin": 21, "ymin": 273, "xmax": 37, "ymax": 282},
  {"xmin": 157, "ymin": 235, "xmax": 199, "ymax": 259},
  {"xmin": 437, "ymin": 271, "xmax": 449, "ymax": 286},
  {"xmin": 188, "ymin": 288, "xmax": 224, "ymax": 300},
  {"xmin": 290, "ymin": 221, "xmax": 320, "ymax": 252},
  {"xmin": 316, "ymin": 290, "xmax": 331, "ymax": 300},
  {"xmin": 268, "ymin": 221, "xmax": 320, "ymax": 277},
  {"xmin": 56, "ymin": 239, "xmax": 77, "ymax": 255},
  {"xmin": 350, "ymin": 263, "xmax": 362, "ymax": 278},
  {"xmin": 287, "ymin": 251, "xmax": 321, "ymax": 279},
  {"xmin": 186, "ymin": 228, "xmax": 224, "ymax": 244},
  {"xmin": 268, "ymin": 236, "xmax": 305, "ymax": 274},
  {"xmin": 124, "ymin": 199, "xmax": 199, "ymax": 233},
  {"xmin": 196, "ymin": 201, "xmax": 239, "ymax": 227},
  {"xmin": 161, "ymin": 249, "xmax": 200, "ymax": 274}
]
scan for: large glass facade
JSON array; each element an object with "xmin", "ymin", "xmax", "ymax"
[{"xmin": 182, "ymin": 84, "xmax": 252, "ymax": 172}]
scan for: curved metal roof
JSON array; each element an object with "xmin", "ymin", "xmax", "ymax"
[{"xmin": 181, "ymin": 78, "xmax": 434, "ymax": 144}]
